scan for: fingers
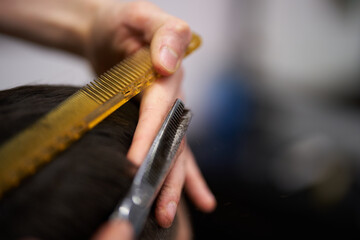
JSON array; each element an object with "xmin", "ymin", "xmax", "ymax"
[
  {"xmin": 120, "ymin": 1, "xmax": 212, "ymax": 229},
  {"xmin": 126, "ymin": 68, "xmax": 186, "ymax": 228},
  {"xmin": 127, "ymin": 68, "xmax": 183, "ymax": 166},
  {"xmin": 155, "ymin": 144, "xmax": 216, "ymax": 229},
  {"xmin": 123, "ymin": 1, "xmax": 192, "ymax": 75},
  {"xmin": 92, "ymin": 220, "xmax": 133, "ymax": 240},
  {"xmin": 154, "ymin": 140, "xmax": 187, "ymax": 228},
  {"xmin": 185, "ymin": 149, "xmax": 217, "ymax": 212}
]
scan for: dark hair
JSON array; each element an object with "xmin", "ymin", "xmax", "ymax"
[{"xmin": 0, "ymin": 85, "xmax": 177, "ymax": 240}]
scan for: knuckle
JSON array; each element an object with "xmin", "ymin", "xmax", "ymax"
[
  {"xmin": 140, "ymin": 104, "xmax": 157, "ymax": 116},
  {"xmin": 165, "ymin": 18, "xmax": 191, "ymax": 40},
  {"xmin": 159, "ymin": 184, "xmax": 181, "ymax": 204},
  {"xmin": 127, "ymin": 1, "xmax": 151, "ymax": 25},
  {"xmin": 129, "ymin": 0, "xmax": 150, "ymax": 11},
  {"xmin": 176, "ymin": 20, "xmax": 192, "ymax": 43},
  {"xmin": 175, "ymin": 19, "xmax": 191, "ymax": 36}
]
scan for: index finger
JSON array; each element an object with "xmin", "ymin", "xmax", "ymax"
[{"xmin": 126, "ymin": 69, "xmax": 184, "ymax": 166}]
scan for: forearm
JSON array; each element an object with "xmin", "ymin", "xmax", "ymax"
[{"xmin": 0, "ymin": 0, "xmax": 104, "ymax": 56}]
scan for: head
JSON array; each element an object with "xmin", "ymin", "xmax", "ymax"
[{"xmin": 0, "ymin": 85, "xmax": 191, "ymax": 240}]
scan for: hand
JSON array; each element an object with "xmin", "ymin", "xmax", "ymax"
[
  {"xmin": 0, "ymin": 0, "xmax": 216, "ymax": 231},
  {"xmin": 86, "ymin": 0, "xmax": 189, "ymax": 76},
  {"xmin": 92, "ymin": 220, "xmax": 133, "ymax": 240},
  {"xmin": 85, "ymin": 0, "xmax": 216, "ymax": 228}
]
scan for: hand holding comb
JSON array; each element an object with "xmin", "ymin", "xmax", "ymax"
[{"xmin": 0, "ymin": 32, "xmax": 201, "ymax": 197}]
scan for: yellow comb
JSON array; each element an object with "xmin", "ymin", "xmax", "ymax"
[{"xmin": 0, "ymin": 33, "xmax": 201, "ymax": 197}]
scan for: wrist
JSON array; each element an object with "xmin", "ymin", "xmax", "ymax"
[{"xmin": 0, "ymin": 0, "xmax": 109, "ymax": 57}]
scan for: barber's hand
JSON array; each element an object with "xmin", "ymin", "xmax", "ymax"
[
  {"xmin": 92, "ymin": 220, "xmax": 133, "ymax": 240},
  {"xmin": 86, "ymin": 0, "xmax": 216, "ymax": 228},
  {"xmin": 87, "ymin": 0, "xmax": 188, "ymax": 75}
]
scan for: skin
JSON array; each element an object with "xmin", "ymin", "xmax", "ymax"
[
  {"xmin": 92, "ymin": 200, "xmax": 193, "ymax": 240},
  {"xmin": 92, "ymin": 220, "xmax": 134, "ymax": 240},
  {"xmin": 0, "ymin": 0, "xmax": 216, "ymax": 238}
]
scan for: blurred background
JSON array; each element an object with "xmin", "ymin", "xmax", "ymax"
[{"xmin": 1, "ymin": 0, "xmax": 360, "ymax": 238}]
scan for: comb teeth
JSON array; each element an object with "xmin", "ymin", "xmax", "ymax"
[
  {"xmin": 158, "ymin": 100, "xmax": 185, "ymax": 156},
  {"xmin": 81, "ymin": 48, "xmax": 154, "ymax": 104},
  {"xmin": 143, "ymin": 99, "xmax": 186, "ymax": 186}
]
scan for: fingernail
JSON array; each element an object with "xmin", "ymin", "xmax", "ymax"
[
  {"xmin": 160, "ymin": 46, "xmax": 179, "ymax": 73},
  {"xmin": 166, "ymin": 201, "xmax": 177, "ymax": 223}
]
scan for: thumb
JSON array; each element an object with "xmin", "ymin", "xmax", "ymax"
[{"xmin": 150, "ymin": 19, "xmax": 192, "ymax": 76}]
